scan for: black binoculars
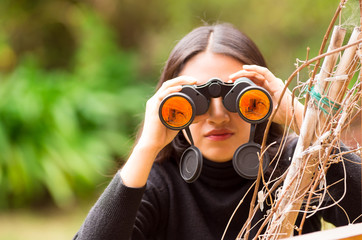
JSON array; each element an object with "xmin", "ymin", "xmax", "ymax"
[
  {"xmin": 158, "ymin": 77, "xmax": 273, "ymax": 182},
  {"xmin": 159, "ymin": 77, "xmax": 272, "ymax": 130}
]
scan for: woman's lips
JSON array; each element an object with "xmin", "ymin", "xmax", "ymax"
[{"xmin": 205, "ymin": 129, "xmax": 234, "ymax": 141}]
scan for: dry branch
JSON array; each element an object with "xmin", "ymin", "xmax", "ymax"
[
  {"xmin": 234, "ymin": 2, "xmax": 362, "ymax": 239},
  {"xmin": 263, "ymin": 26, "xmax": 361, "ymax": 240}
]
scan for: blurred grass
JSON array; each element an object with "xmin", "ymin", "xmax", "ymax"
[{"xmin": 0, "ymin": 202, "xmax": 92, "ymax": 240}]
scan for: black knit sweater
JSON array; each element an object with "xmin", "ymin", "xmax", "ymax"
[{"xmin": 73, "ymin": 139, "xmax": 361, "ymax": 239}]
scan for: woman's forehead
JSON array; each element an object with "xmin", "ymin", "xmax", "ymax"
[{"xmin": 179, "ymin": 52, "xmax": 243, "ymax": 84}]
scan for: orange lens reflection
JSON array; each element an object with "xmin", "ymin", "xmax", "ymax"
[
  {"xmin": 239, "ymin": 89, "xmax": 270, "ymax": 121},
  {"xmin": 161, "ymin": 96, "xmax": 193, "ymax": 128}
]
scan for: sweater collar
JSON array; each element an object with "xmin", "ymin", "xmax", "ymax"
[{"xmin": 198, "ymin": 157, "xmax": 249, "ymax": 188}]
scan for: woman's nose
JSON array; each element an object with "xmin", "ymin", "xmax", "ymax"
[{"xmin": 207, "ymin": 98, "xmax": 230, "ymax": 125}]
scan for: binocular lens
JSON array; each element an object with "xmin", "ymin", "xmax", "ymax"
[
  {"xmin": 160, "ymin": 95, "xmax": 194, "ymax": 129},
  {"xmin": 238, "ymin": 89, "xmax": 271, "ymax": 121}
]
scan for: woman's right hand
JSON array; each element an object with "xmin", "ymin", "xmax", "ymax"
[
  {"xmin": 137, "ymin": 76, "xmax": 198, "ymax": 153},
  {"xmin": 120, "ymin": 76, "xmax": 197, "ymax": 188}
]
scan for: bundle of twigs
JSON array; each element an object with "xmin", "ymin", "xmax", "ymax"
[
  {"xmin": 264, "ymin": 26, "xmax": 361, "ymax": 240},
  {"xmin": 236, "ymin": 0, "xmax": 362, "ymax": 239}
]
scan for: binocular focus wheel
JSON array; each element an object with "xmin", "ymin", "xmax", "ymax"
[
  {"xmin": 232, "ymin": 143, "xmax": 270, "ymax": 179},
  {"xmin": 179, "ymin": 146, "xmax": 203, "ymax": 183}
]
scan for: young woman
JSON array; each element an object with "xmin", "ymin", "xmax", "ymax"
[{"xmin": 73, "ymin": 23, "xmax": 361, "ymax": 240}]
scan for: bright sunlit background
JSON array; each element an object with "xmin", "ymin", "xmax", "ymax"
[{"xmin": 0, "ymin": 0, "xmax": 360, "ymax": 239}]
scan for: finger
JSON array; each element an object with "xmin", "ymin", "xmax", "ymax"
[
  {"xmin": 229, "ymin": 70, "xmax": 266, "ymax": 86},
  {"xmin": 155, "ymin": 85, "xmax": 183, "ymax": 101},
  {"xmin": 159, "ymin": 76, "xmax": 198, "ymax": 91},
  {"xmin": 229, "ymin": 69, "xmax": 246, "ymax": 80},
  {"xmin": 242, "ymin": 65, "xmax": 276, "ymax": 83},
  {"xmin": 230, "ymin": 69, "xmax": 285, "ymax": 97},
  {"xmin": 236, "ymin": 66, "xmax": 287, "ymax": 91}
]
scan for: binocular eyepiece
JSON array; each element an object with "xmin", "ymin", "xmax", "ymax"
[
  {"xmin": 158, "ymin": 77, "xmax": 273, "ymax": 182},
  {"xmin": 159, "ymin": 77, "xmax": 272, "ymax": 130}
]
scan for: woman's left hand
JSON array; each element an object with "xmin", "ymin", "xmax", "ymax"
[{"xmin": 229, "ymin": 65, "xmax": 304, "ymax": 133}]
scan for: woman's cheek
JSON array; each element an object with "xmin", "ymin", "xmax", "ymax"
[{"xmin": 192, "ymin": 114, "xmax": 209, "ymax": 124}]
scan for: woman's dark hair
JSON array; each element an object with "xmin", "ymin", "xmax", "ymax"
[{"xmin": 148, "ymin": 23, "xmax": 284, "ymax": 162}]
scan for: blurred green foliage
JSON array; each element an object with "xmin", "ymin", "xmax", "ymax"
[
  {"xmin": 0, "ymin": 6, "xmax": 152, "ymax": 208},
  {"xmin": 0, "ymin": 0, "xmax": 360, "ymax": 208}
]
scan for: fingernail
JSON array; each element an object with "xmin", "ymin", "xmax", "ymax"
[{"xmin": 243, "ymin": 65, "xmax": 251, "ymax": 69}]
